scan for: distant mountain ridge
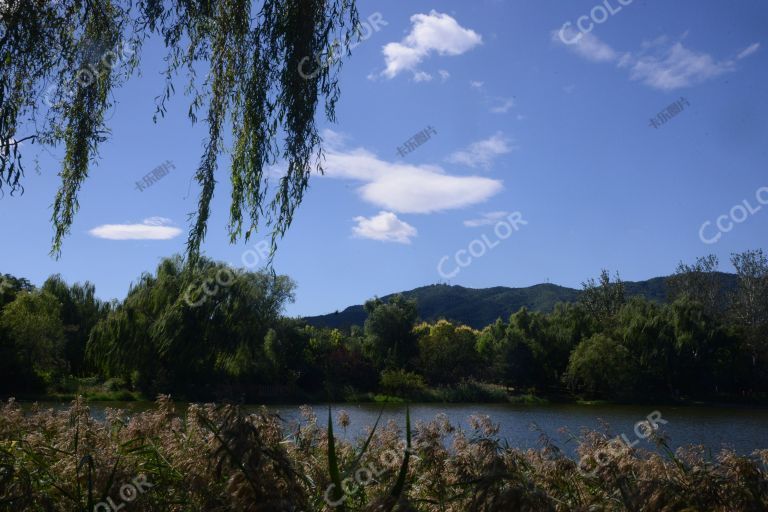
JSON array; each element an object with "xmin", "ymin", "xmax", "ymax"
[{"xmin": 302, "ymin": 274, "xmax": 737, "ymax": 330}]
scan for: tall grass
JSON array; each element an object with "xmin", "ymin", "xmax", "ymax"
[{"xmin": 0, "ymin": 397, "xmax": 766, "ymax": 511}]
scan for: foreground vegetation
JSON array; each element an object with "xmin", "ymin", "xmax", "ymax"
[
  {"xmin": 1, "ymin": 397, "xmax": 766, "ymax": 511},
  {"xmin": 1, "ymin": 250, "xmax": 767, "ymax": 403}
]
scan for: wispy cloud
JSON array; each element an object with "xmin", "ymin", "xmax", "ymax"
[
  {"xmin": 89, "ymin": 217, "xmax": 182, "ymax": 240},
  {"xmin": 625, "ymin": 42, "xmax": 735, "ymax": 90},
  {"xmin": 553, "ymin": 28, "xmax": 618, "ymax": 62},
  {"xmin": 470, "ymin": 81, "xmax": 516, "ymax": 114},
  {"xmin": 413, "ymin": 71, "xmax": 433, "ymax": 82},
  {"xmin": 737, "ymin": 42, "xmax": 760, "ymax": 60},
  {"xmin": 381, "ymin": 11, "xmax": 482, "ymax": 80},
  {"xmin": 352, "ymin": 211, "xmax": 417, "ymax": 244},
  {"xmin": 446, "ymin": 132, "xmax": 515, "ymax": 169},
  {"xmin": 490, "ymin": 97, "xmax": 516, "ymax": 114},
  {"xmin": 321, "ymin": 130, "xmax": 503, "ymax": 214},
  {"xmin": 553, "ymin": 30, "xmax": 751, "ymax": 90},
  {"xmin": 464, "ymin": 211, "xmax": 509, "ymax": 227}
]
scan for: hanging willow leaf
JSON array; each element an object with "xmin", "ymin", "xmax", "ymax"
[{"xmin": 0, "ymin": 0, "xmax": 360, "ymax": 262}]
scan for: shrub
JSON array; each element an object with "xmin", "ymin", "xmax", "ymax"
[{"xmin": 379, "ymin": 369, "xmax": 427, "ymax": 399}]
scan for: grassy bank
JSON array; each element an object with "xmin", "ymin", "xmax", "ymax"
[
  {"xmin": 10, "ymin": 376, "xmax": 768, "ymax": 409},
  {"xmin": 1, "ymin": 397, "xmax": 767, "ymax": 511}
]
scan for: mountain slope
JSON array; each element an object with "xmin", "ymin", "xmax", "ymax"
[{"xmin": 302, "ymin": 274, "xmax": 736, "ymax": 330}]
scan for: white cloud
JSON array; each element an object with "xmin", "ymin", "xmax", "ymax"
[
  {"xmin": 446, "ymin": 132, "xmax": 515, "ymax": 169},
  {"xmin": 554, "ymin": 29, "xmax": 741, "ymax": 91},
  {"xmin": 382, "ymin": 11, "xmax": 482, "ymax": 80},
  {"xmin": 321, "ymin": 130, "xmax": 503, "ymax": 214},
  {"xmin": 143, "ymin": 216, "xmax": 173, "ymax": 226},
  {"xmin": 322, "ymin": 128, "xmax": 349, "ymax": 150},
  {"xmin": 553, "ymin": 28, "xmax": 618, "ymax": 62},
  {"xmin": 737, "ymin": 42, "xmax": 760, "ymax": 60},
  {"xmin": 464, "ymin": 211, "xmax": 509, "ymax": 227},
  {"xmin": 89, "ymin": 217, "xmax": 182, "ymax": 240},
  {"xmin": 352, "ymin": 211, "xmax": 417, "ymax": 244},
  {"xmin": 413, "ymin": 71, "xmax": 433, "ymax": 82},
  {"xmin": 438, "ymin": 69, "xmax": 451, "ymax": 81},
  {"xmin": 470, "ymin": 81, "xmax": 515, "ymax": 114},
  {"xmin": 625, "ymin": 42, "xmax": 734, "ymax": 90},
  {"xmin": 490, "ymin": 97, "xmax": 515, "ymax": 114}
]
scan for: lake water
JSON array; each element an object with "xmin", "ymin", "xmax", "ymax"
[{"xmin": 27, "ymin": 401, "xmax": 768, "ymax": 455}]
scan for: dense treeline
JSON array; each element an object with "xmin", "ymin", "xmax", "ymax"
[{"xmin": 0, "ymin": 250, "xmax": 766, "ymax": 402}]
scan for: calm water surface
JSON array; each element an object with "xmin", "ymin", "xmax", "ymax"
[{"xmin": 26, "ymin": 401, "xmax": 768, "ymax": 455}]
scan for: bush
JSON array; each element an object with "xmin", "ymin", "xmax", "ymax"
[
  {"xmin": 563, "ymin": 333, "xmax": 638, "ymax": 399},
  {"xmin": 379, "ymin": 369, "xmax": 427, "ymax": 399},
  {"xmin": 431, "ymin": 380, "xmax": 508, "ymax": 403}
]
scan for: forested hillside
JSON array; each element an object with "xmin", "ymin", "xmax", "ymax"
[{"xmin": 304, "ymin": 275, "xmax": 737, "ymax": 329}]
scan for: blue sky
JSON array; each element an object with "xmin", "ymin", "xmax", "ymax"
[{"xmin": 1, "ymin": 0, "xmax": 767, "ymax": 317}]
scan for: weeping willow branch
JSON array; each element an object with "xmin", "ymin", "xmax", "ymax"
[{"xmin": 0, "ymin": 0, "xmax": 360, "ymax": 262}]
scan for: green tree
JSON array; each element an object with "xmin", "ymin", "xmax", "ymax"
[
  {"xmin": 729, "ymin": 249, "xmax": 768, "ymax": 379},
  {"xmin": 666, "ymin": 296, "xmax": 737, "ymax": 396},
  {"xmin": 563, "ymin": 333, "xmax": 637, "ymax": 398},
  {"xmin": 475, "ymin": 311, "xmax": 542, "ymax": 391},
  {"xmin": 0, "ymin": 291, "xmax": 66, "ymax": 387},
  {"xmin": 416, "ymin": 320, "xmax": 479, "ymax": 384},
  {"xmin": 87, "ymin": 256, "xmax": 295, "ymax": 398},
  {"xmin": 543, "ymin": 302, "xmax": 594, "ymax": 385},
  {"xmin": 614, "ymin": 297, "xmax": 674, "ymax": 395},
  {"xmin": 580, "ymin": 269, "xmax": 626, "ymax": 326},
  {"xmin": 41, "ymin": 275, "xmax": 107, "ymax": 376},
  {"xmin": 666, "ymin": 254, "xmax": 725, "ymax": 315},
  {"xmin": 363, "ymin": 295, "xmax": 418, "ymax": 370},
  {"xmin": 476, "ymin": 317, "xmax": 508, "ymax": 382},
  {"xmin": 0, "ymin": 273, "xmax": 34, "ymax": 310},
  {"xmin": 0, "ymin": 0, "xmax": 360, "ymax": 258}
]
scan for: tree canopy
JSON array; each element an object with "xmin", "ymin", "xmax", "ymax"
[
  {"xmin": 0, "ymin": 251, "xmax": 766, "ymax": 402},
  {"xmin": 0, "ymin": 0, "xmax": 359, "ymax": 259}
]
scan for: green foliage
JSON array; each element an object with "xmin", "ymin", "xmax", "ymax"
[
  {"xmin": 429, "ymin": 381, "xmax": 510, "ymax": 403},
  {"xmin": 0, "ymin": 273, "xmax": 33, "ymax": 310},
  {"xmin": 86, "ymin": 255, "xmax": 296, "ymax": 398},
  {"xmin": 363, "ymin": 295, "xmax": 418, "ymax": 369},
  {"xmin": 0, "ymin": 0, "xmax": 360, "ymax": 259},
  {"xmin": 416, "ymin": 320, "xmax": 479, "ymax": 384},
  {"xmin": 379, "ymin": 369, "xmax": 426, "ymax": 399},
  {"xmin": 1, "ymin": 249, "xmax": 767, "ymax": 402},
  {"xmin": 305, "ymin": 277, "xmax": 681, "ymax": 331},
  {"xmin": 730, "ymin": 250, "xmax": 768, "ymax": 359},
  {"xmin": 666, "ymin": 254, "xmax": 727, "ymax": 315},
  {"xmin": 41, "ymin": 275, "xmax": 107, "ymax": 376},
  {"xmin": 580, "ymin": 269, "xmax": 626, "ymax": 326},
  {"xmin": 563, "ymin": 333, "xmax": 638, "ymax": 398},
  {"xmin": 0, "ymin": 290, "xmax": 67, "ymax": 388}
]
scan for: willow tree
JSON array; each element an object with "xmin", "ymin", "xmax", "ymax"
[{"xmin": 0, "ymin": 0, "xmax": 359, "ymax": 261}]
